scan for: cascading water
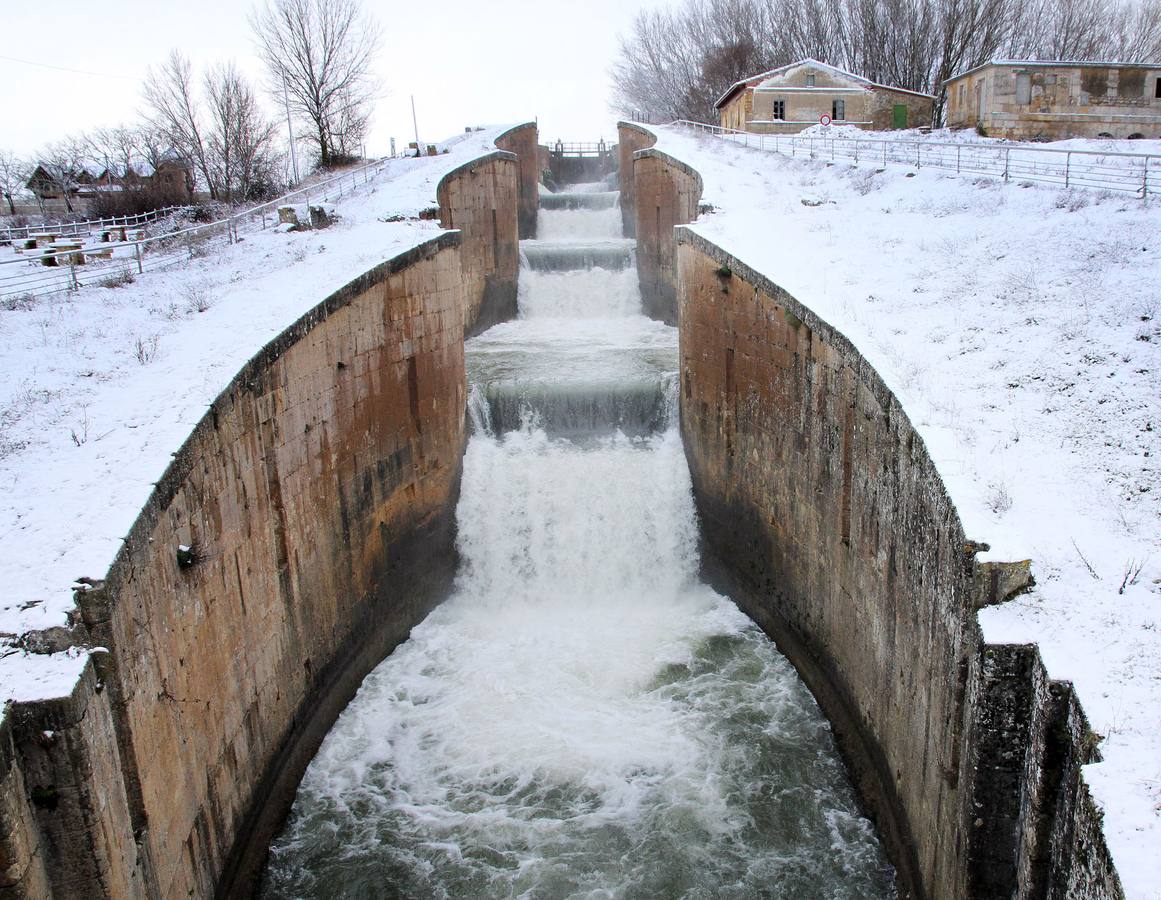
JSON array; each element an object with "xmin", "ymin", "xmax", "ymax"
[{"xmin": 262, "ymin": 172, "xmax": 895, "ymax": 899}]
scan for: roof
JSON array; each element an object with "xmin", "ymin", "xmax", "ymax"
[
  {"xmin": 714, "ymin": 57, "xmax": 936, "ymax": 109},
  {"xmin": 946, "ymin": 58, "xmax": 1161, "ymax": 85}
]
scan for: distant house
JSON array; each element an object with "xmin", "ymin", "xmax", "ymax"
[
  {"xmin": 25, "ymin": 150, "xmax": 195, "ymax": 215},
  {"xmin": 25, "ymin": 162, "xmax": 102, "ymax": 203},
  {"xmin": 715, "ymin": 58, "xmax": 935, "ymax": 135},
  {"xmin": 944, "ymin": 60, "xmax": 1161, "ymax": 140},
  {"xmin": 150, "ymin": 151, "xmax": 195, "ymax": 200}
]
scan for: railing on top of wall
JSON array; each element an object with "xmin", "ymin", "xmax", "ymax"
[
  {"xmin": 667, "ymin": 119, "xmax": 1159, "ymax": 197},
  {"xmin": 0, "ymin": 158, "xmax": 391, "ymax": 302}
]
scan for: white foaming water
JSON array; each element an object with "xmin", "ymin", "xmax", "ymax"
[
  {"xmin": 565, "ymin": 181, "xmax": 610, "ymax": 193},
  {"xmin": 517, "ymin": 266, "xmax": 642, "ymax": 318},
  {"xmin": 263, "ymin": 428, "xmax": 893, "ymax": 898},
  {"xmin": 263, "ymin": 180, "xmax": 894, "ymax": 899},
  {"xmin": 537, "ymin": 204, "xmax": 623, "ymax": 241}
]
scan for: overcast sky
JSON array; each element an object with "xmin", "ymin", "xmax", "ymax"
[{"xmin": 0, "ymin": 0, "xmax": 666, "ymax": 162}]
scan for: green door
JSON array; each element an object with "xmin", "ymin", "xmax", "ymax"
[{"xmin": 892, "ymin": 104, "xmax": 908, "ymax": 129}]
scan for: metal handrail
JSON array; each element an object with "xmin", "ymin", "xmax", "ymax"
[
  {"xmin": 0, "ymin": 206, "xmax": 190, "ymax": 243},
  {"xmin": 665, "ymin": 119, "xmax": 1157, "ymax": 197},
  {"xmin": 1, "ymin": 157, "xmax": 390, "ymax": 301}
]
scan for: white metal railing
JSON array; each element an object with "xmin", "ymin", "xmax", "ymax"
[
  {"xmin": 0, "ymin": 206, "xmax": 190, "ymax": 243},
  {"xmin": 666, "ymin": 120, "xmax": 1158, "ymax": 198},
  {"xmin": 0, "ymin": 159, "xmax": 390, "ymax": 302}
]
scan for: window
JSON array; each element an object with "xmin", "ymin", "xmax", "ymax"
[
  {"xmin": 772, "ymin": 100, "xmax": 786, "ymax": 120},
  {"xmin": 833, "ymin": 99, "xmax": 845, "ymax": 120},
  {"xmin": 1156, "ymin": 77, "xmax": 1161, "ymax": 98},
  {"xmin": 806, "ymin": 73, "xmax": 816, "ymax": 86},
  {"xmin": 1016, "ymin": 73, "xmax": 1032, "ymax": 105}
]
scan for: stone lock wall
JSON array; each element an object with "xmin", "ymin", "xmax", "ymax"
[
  {"xmin": 616, "ymin": 121, "xmax": 656, "ymax": 238},
  {"xmin": 631, "ymin": 148, "xmax": 702, "ymax": 325},
  {"xmin": 494, "ymin": 123, "xmax": 540, "ymax": 240},
  {"xmin": 1, "ymin": 233, "xmax": 470, "ymax": 899},
  {"xmin": 437, "ymin": 152, "xmax": 519, "ymax": 337},
  {"xmin": 1, "ymin": 659, "xmax": 139, "ymax": 898},
  {"xmin": 674, "ymin": 229, "xmax": 1123, "ymax": 900}
]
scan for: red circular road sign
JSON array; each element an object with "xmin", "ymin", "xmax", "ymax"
[{"xmin": 820, "ymin": 114, "xmax": 832, "ymax": 126}]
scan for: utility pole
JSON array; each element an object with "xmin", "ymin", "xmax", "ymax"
[
  {"xmin": 411, "ymin": 95, "xmax": 421, "ymax": 157},
  {"xmin": 283, "ymin": 75, "xmax": 300, "ymax": 184}
]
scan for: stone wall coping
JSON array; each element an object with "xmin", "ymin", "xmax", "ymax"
[
  {"xmin": 435, "ymin": 150, "xmax": 518, "ymax": 195},
  {"xmin": 632, "ymin": 147, "xmax": 705, "ymax": 192},
  {"xmin": 616, "ymin": 120, "xmax": 658, "ymax": 141},
  {"xmin": 494, "ymin": 122, "xmax": 538, "ymax": 143}
]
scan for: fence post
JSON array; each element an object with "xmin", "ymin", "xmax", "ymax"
[
  {"xmin": 135, "ymin": 240, "xmax": 143, "ymax": 274},
  {"xmin": 1144, "ymin": 157, "xmax": 1150, "ymax": 200},
  {"xmin": 854, "ymin": 141, "xmax": 859, "ymax": 165},
  {"xmin": 957, "ymin": 145, "xmax": 961, "ymax": 174},
  {"xmin": 1004, "ymin": 148, "xmax": 1010, "ymax": 182},
  {"xmin": 883, "ymin": 141, "xmax": 887, "ymax": 166},
  {"xmin": 916, "ymin": 143, "xmax": 921, "ymax": 169},
  {"xmin": 1065, "ymin": 152, "xmax": 1071, "ymax": 188},
  {"xmin": 68, "ymin": 257, "xmax": 78, "ymax": 292}
]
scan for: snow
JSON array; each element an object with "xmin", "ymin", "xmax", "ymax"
[
  {"xmin": 0, "ymin": 126, "xmax": 513, "ymax": 705},
  {"xmin": 649, "ymin": 123, "xmax": 1160, "ymax": 899}
]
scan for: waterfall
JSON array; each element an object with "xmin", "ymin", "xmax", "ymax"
[{"xmin": 262, "ymin": 174, "xmax": 894, "ymax": 900}]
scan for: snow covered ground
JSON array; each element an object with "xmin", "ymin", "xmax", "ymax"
[
  {"xmin": 1, "ymin": 117, "xmax": 1157, "ymax": 894},
  {"xmin": 0, "ymin": 126, "xmax": 510, "ymax": 701},
  {"xmin": 651, "ymin": 124, "xmax": 1160, "ymax": 899}
]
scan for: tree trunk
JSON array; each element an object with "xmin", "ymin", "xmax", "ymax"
[{"xmin": 318, "ymin": 122, "xmax": 331, "ymax": 169}]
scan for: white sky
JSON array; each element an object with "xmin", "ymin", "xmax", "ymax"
[{"xmin": 0, "ymin": 0, "xmax": 667, "ymax": 162}]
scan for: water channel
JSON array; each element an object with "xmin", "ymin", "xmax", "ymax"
[{"xmin": 261, "ymin": 177, "xmax": 895, "ymax": 899}]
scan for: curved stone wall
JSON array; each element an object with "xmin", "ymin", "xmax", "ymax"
[
  {"xmin": 616, "ymin": 121, "xmax": 656, "ymax": 238},
  {"xmin": 631, "ymin": 147, "xmax": 702, "ymax": 325},
  {"xmin": 674, "ymin": 229, "xmax": 1123, "ymax": 900},
  {"xmin": 1, "ymin": 233, "xmax": 469, "ymax": 899},
  {"xmin": 494, "ymin": 122, "xmax": 539, "ymax": 240},
  {"xmin": 436, "ymin": 151, "xmax": 520, "ymax": 337}
]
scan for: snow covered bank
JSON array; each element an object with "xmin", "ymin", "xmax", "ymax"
[
  {"xmin": 0, "ymin": 127, "xmax": 513, "ymax": 703},
  {"xmin": 651, "ymin": 124, "xmax": 1160, "ymax": 899}
]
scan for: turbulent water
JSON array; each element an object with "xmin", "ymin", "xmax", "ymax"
[{"xmin": 262, "ymin": 177, "xmax": 894, "ymax": 899}]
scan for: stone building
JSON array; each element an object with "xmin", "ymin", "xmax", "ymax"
[
  {"xmin": 944, "ymin": 60, "xmax": 1161, "ymax": 139},
  {"xmin": 714, "ymin": 58, "xmax": 935, "ymax": 134}
]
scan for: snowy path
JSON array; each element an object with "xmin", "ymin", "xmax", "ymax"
[{"xmin": 652, "ymin": 124, "xmax": 1161, "ymax": 899}]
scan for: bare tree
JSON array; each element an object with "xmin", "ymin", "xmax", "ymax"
[
  {"xmin": 34, "ymin": 136, "xmax": 94, "ymax": 214},
  {"xmin": 87, "ymin": 125, "xmax": 140, "ymax": 182},
  {"xmin": 144, "ymin": 52, "xmax": 280, "ymax": 202},
  {"xmin": 250, "ymin": 0, "xmax": 382, "ymax": 168},
  {"xmin": 204, "ymin": 63, "xmax": 281, "ymax": 200},
  {"xmin": 0, "ymin": 150, "xmax": 30, "ymax": 215},
  {"xmin": 1111, "ymin": 0, "xmax": 1161, "ymax": 61},
  {"xmin": 144, "ymin": 51, "xmax": 216, "ymax": 199}
]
